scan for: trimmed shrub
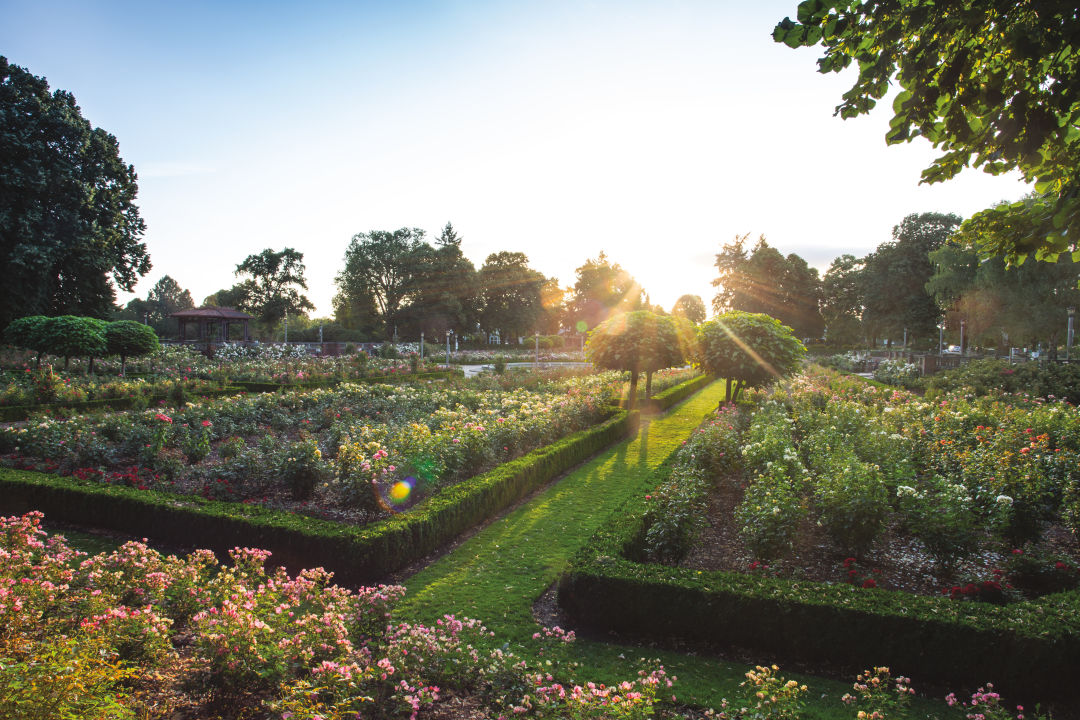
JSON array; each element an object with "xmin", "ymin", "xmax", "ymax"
[{"xmin": 105, "ymin": 321, "xmax": 160, "ymax": 376}]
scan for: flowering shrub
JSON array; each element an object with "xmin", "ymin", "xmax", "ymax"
[
  {"xmin": 840, "ymin": 667, "xmax": 915, "ymax": 719},
  {"xmin": 736, "ymin": 664, "xmax": 807, "ymax": 720},
  {"xmin": 873, "ymin": 359, "xmax": 922, "ymax": 390},
  {"xmin": 946, "ymin": 683, "xmax": 1044, "ymax": 720},
  {"xmin": 1, "ymin": 511, "xmax": 692, "ymax": 719}
]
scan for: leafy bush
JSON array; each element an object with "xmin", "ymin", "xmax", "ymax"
[
  {"xmin": 812, "ymin": 451, "xmax": 889, "ymax": 556},
  {"xmin": 873, "ymin": 358, "xmax": 922, "ymax": 389},
  {"xmin": 926, "ymin": 358, "xmax": 1080, "ymax": 404}
]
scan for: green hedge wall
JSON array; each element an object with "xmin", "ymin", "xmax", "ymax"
[
  {"xmin": 641, "ymin": 373, "xmax": 713, "ymax": 412},
  {"xmin": 0, "ymin": 408, "xmax": 636, "ymax": 585},
  {"xmin": 558, "ymin": 463, "xmax": 1080, "ymax": 705}
]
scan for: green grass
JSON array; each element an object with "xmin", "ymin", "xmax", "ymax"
[{"xmin": 398, "ymin": 381, "xmax": 940, "ymax": 718}]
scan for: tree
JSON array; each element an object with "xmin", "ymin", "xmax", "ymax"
[
  {"xmin": 712, "ymin": 235, "xmax": 824, "ymax": 338},
  {"xmin": 774, "ymin": 1, "xmax": 1080, "ymax": 266},
  {"xmin": 0, "ymin": 57, "xmax": 151, "ymax": 328},
  {"xmin": 117, "ymin": 275, "xmax": 194, "ymax": 337},
  {"xmin": 105, "ymin": 320, "xmax": 159, "ymax": 376},
  {"xmin": 39, "ymin": 316, "xmax": 107, "ymax": 371},
  {"xmin": 337, "ymin": 228, "xmax": 427, "ymax": 337},
  {"xmin": 233, "ymin": 248, "xmax": 314, "ymax": 333},
  {"xmin": 586, "ymin": 311, "xmax": 684, "ymax": 408},
  {"xmin": 698, "ymin": 311, "xmax": 806, "ymax": 402},
  {"xmin": 862, "ymin": 213, "xmax": 960, "ymax": 346},
  {"xmin": 398, "ymin": 235, "xmax": 478, "ymax": 338},
  {"xmin": 569, "ymin": 253, "xmax": 643, "ymax": 331},
  {"xmin": 477, "ymin": 252, "xmax": 546, "ymax": 341},
  {"xmin": 821, "ymin": 254, "xmax": 865, "ymax": 347},
  {"xmin": 671, "ymin": 295, "xmax": 707, "ymax": 325},
  {"xmin": 3, "ymin": 315, "xmax": 49, "ymax": 365},
  {"xmin": 928, "ymin": 243, "xmax": 1080, "ymax": 356}
]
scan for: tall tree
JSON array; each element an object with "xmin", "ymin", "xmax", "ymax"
[
  {"xmin": 928, "ymin": 244, "xmax": 1080, "ymax": 356},
  {"xmin": 671, "ymin": 294, "xmax": 707, "ymax": 325},
  {"xmin": 774, "ymin": 2, "xmax": 1080, "ymax": 267},
  {"xmin": 477, "ymin": 252, "xmax": 546, "ymax": 341},
  {"xmin": 712, "ymin": 235, "xmax": 823, "ymax": 338},
  {"xmin": 821, "ymin": 254, "xmax": 865, "ymax": 347},
  {"xmin": 398, "ymin": 240, "xmax": 478, "ymax": 337},
  {"xmin": 233, "ymin": 248, "xmax": 314, "ymax": 332},
  {"xmin": 117, "ymin": 275, "xmax": 194, "ymax": 337},
  {"xmin": 569, "ymin": 252, "xmax": 643, "ymax": 331},
  {"xmin": 337, "ymin": 228, "xmax": 427, "ymax": 337},
  {"xmin": 862, "ymin": 213, "xmax": 960, "ymax": 345},
  {"xmin": 0, "ymin": 57, "xmax": 150, "ymax": 328}
]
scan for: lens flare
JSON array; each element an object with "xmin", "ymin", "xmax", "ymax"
[{"xmin": 389, "ymin": 477, "xmax": 415, "ymax": 504}]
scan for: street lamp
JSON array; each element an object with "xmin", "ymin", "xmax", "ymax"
[
  {"xmin": 420, "ymin": 331, "xmax": 424, "ymax": 361},
  {"xmin": 534, "ymin": 331, "xmax": 540, "ymax": 369},
  {"xmin": 960, "ymin": 319, "xmax": 966, "ymax": 356},
  {"xmin": 445, "ymin": 330, "xmax": 451, "ymax": 368},
  {"xmin": 938, "ymin": 321, "xmax": 945, "ymax": 356},
  {"xmin": 1068, "ymin": 307, "xmax": 1076, "ymax": 363}
]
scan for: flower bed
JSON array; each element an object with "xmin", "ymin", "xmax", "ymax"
[
  {"xmin": 557, "ymin": 367, "xmax": 1080, "ymax": 705},
  {"xmin": 0, "ymin": 511, "xmax": 680, "ymax": 720},
  {"xmin": 1, "ymin": 374, "xmax": 621, "ymax": 520}
]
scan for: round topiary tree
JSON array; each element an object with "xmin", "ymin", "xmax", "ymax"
[
  {"xmin": 38, "ymin": 316, "xmax": 107, "ymax": 372},
  {"xmin": 106, "ymin": 321, "xmax": 160, "ymax": 376},
  {"xmin": 3, "ymin": 315, "xmax": 50, "ymax": 366},
  {"xmin": 698, "ymin": 311, "xmax": 806, "ymax": 402},
  {"xmin": 586, "ymin": 310, "xmax": 684, "ymax": 409}
]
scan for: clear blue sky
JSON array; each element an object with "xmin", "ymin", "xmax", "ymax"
[{"xmin": 1, "ymin": 0, "xmax": 1028, "ymax": 317}]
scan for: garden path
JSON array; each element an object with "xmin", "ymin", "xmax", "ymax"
[{"xmin": 398, "ymin": 381, "xmax": 852, "ymax": 715}]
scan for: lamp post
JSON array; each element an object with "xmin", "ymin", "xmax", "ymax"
[
  {"xmin": 1068, "ymin": 307, "xmax": 1076, "ymax": 363},
  {"xmin": 445, "ymin": 330, "xmax": 451, "ymax": 368},
  {"xmin": 284, "ymin": 311, "xmax": 288, "ymax": 344},
  {"xmin": 420, "ymin": 331, "xmax": 424, "ymax": 361},
  {"xmin": 960, "ymin": 319, "xmax": 965, "ymax": 356},
  {"xmin": 938, "ymin": 321, "xmax": 945, "ymax": 356},
  {"xmin": 534, "ymin": 331, "xmax": 540, "ymax": 369}
]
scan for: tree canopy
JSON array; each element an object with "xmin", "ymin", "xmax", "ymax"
[
  {"xmin": 477, "ymin": 252, "xmax": 546, "ymax": 341},
  {"xmin": 712, "ymin": 234, "xmax": 824, "ymax": 339},
  {"xmin": 117, "ymin": 275, "xmax": 194, "ymax": 337},
  {"xmin": 232, "ymin": 248, "xmax": 314, "ymax": 332},
  {"xmin": 0, "ymin": 57, "xmax": 150, "ymax": 328},
  {"xmin": 671, "ymin": 294, "xmax": 707, "ymax": 325},
  {"xmin": 774, "ymin": 1, "xmax": 1080, "ymax": 266},
  {"xmin": 105, "ymin": 320, "xmax": 160, "ymax": 376},
  {"xmin": 861, "ymin": 212, "xmax": 960, "ymax": 345},
  {"xmin": 569, "ymin": 253, "xmax": 643, "ymax": 331},
  {"xmin": 698, "ymin": 311, "xmax": 806, "ymax": 402}
]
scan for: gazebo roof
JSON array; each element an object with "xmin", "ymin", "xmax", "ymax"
[{"xmin": 169, "ymin": 306, "xmax": 253, "ymax": 320}]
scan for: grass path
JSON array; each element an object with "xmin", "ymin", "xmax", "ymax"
[{"xmin": 398, "ymin": 381, "xmax": 873, "ymax": 717}]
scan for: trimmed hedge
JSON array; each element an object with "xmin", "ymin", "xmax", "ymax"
[
  {"xmin": 558, "ymin": 460, "xmax": 1080, "ymax": 705},
  {"xmin": 0, "ymin": 387, "xmax": 248, "ymax": 422},
  {"xmin": 641, "ymin": 373, "xmax": 713, "ymax": 412},
  {"xmin": 0, "ymin": 408, "xmax": 637, "ymax": 586}
]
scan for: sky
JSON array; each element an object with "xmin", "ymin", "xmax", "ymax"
[{"xmin": 2, "ymin": 0, "xmax": 1030, "ymax": 319}]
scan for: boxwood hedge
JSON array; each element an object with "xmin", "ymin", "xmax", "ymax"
[{"xmin": 558, "ymin": 460, "xmax": 1080, "ymax": 705}]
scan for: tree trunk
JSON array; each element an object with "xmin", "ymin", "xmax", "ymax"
[
  {"xmin": 120, "ymin": 356, "xmax": 127, "ymax": 377},
  {"xmin": 627, "ymin": 372, "xmax": 638, "ymax": 410},
  {"xmin": 645, "ymin": 371, "xmax": 653, "ymax": 400}
]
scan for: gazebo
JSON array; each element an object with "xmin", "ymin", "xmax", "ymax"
[{"xmin": 170, "ymin": 306, "xmax": 253, "ymax": 343}]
